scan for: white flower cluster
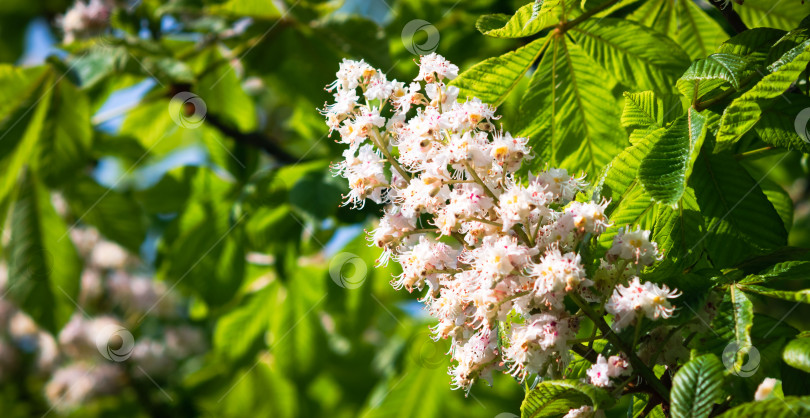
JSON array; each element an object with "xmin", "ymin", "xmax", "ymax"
[
  {"xmin": 57, "ymin": 0, "xmax": 114, "ymax": 44},
  {"xmin": 586, "ymin": 354, "xmax": 632, "ymax": 387},
  {"xmin": 0, "ymin": 226, "xmax": 205, "ymax": 412},
  {"xmin": 324, "ymin": 54, "xmax": 678, "ymax": 391}
]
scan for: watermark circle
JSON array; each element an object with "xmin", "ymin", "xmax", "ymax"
[
  {"xmin": 722, "ymin": 342, "xmax": 760, "ymax": 377},
  {"xmin": 168, "ymin": 92, "xmax": 207, "ymax": 129},
  {"xmin": 408, "ymin": 331, "xmax": 445, "ymax": 369},
  {"xmin": 95, "ymin": 324, "xmax": 135, "ymax": 362},
  {"xmin": 328, "ymin": 252, "xmax": 368, "ymax": 289},
  {"xmin": 401, "ymin": 19, "xmax": 440, "ymax": 55},
  {"xmin": 794, "ymin": 107, "xmax": 810, "ymax": 144}
]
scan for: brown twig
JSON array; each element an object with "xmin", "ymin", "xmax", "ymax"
[{"xmin": 708, "ymin": 0, "xmax": 749, "ymax": 34}]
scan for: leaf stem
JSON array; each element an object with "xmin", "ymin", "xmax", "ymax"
[
  {"xmin": 734, "ymin": 146, "xmax": 779, "ymax": 160},
  {"xmin": 558, "ymin": 0, "xmax": 622, "ymax": 33}
]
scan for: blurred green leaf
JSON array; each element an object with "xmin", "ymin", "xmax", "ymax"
[{"xmin": 7, "ymin": 173, "xmax": 82, "ymax": 334}]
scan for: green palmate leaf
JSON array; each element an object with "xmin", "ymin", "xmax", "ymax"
[
  {"xmin": 784, "ymin": 337, "xmax": 810, "ymax": 373},
  {"xmin": 205, "ymin": 0, "xmax": 281, "ymax": 19},
  {"xmin": 593, "ymin": 130, "xmax": 658, "ymax": 249},
  {"xmin": 517, "ymin": 37, "xmax": 626, "ymax": 174},
  {"xmin": 716, "ymin": 39, "xmax": 810, "ymax": 149},
  {"xmin": 37, "ymin": 79, "xmax": 92, "ymax": 187},
  {"xmin": 313, "ymin": 15, "xmax": 391, "ymax": 70},
  {"xmin": 193, "ymin": 47, "xmax": 258, "ymax": 133},
  {"xmin": 690, "ymin": 152, "xmax": 787, "ymax": 266},
  {"xmin": 271, "ymin": 264, "xmax": 327, "ymax": 379},
  {"xmin": 7, "ymin": 173, "xmax": 81, "ymax": 334},
  {"xmin": 716, "ymin": 28, "xmax": 788, "ymax": 68},
  {"xmin": 451, "ymin": 35, "xmax": 549, "ymax": 106},
  {"xmin": 718, "ymin": 397, "xmax": 810, "ymax": 417},
  {"xmin": 362, "ymin": 360, "xmax": 447, "ymax": 418},
  {"xmin": 521, "ymin": 380, "xmax": 612, "ymax": 418},
  {"xmin": 570, "ymin": 18, "xmax": 691, "ymax": 95},
  {"xmin": 741, "ymin": 259, "xmax": 810, "ymax": 285},
  {"xmin": 628, "ymin": 0, "xmax": 728, "ymax": 60},
  {"xmin": 677, "ymin": 54, "xmax": 750, "ymax": 100},
  {"xmin": 736, "ymin": 0, "xmax": 810, "ymax": 31},
  {"xmin": 214, "ymin": 282, "xmax": 279, "ymax": 362},
  {"xmin": 620, "ymin": 91, "xmax": 681, "ymax": 144},
  {"xmin": 0, "ymin": 65, "xmax": 52, "ymax": 212},
  {"xmin": 670, "ymin": 354, "xmax": 724, "ymax": 418},
  {"xmin": 650, "ymin": 186, "xmax": 705, "ymax": 270},
  {"xmin": 754, "ymin": 94, "xmax": 810, "ymax": 153},
  {"xmin": 638, "ymin": 108, "xmax": 707, "ymax": 205},
  {"xmin": 211, "ymin": 360, "xmax": 298, "ymax": 418},
  {"xmin": 717, "ymin": 286, "xmax": 754, "ymax": 372},
  {"xmin": 759, "ymin": 178, "xmax": 794, "ymax": 233},
  {"xmin": 767, "ymin": 27, "xmax": 810, "ymax": 64},
  {"xmin": 64, "ymin": 176, "xmax": 148, "ymax": 253},
  {"xmin": 160, "ymin": 169, "xmax": 245, "ymax": 307},
  {"xmin": 738, "ymin": 285, "xmax": 810, "ymax": 304},
  {"xmin": 475, "ymin": 0, "xmax": 568, "ymax": 38}
]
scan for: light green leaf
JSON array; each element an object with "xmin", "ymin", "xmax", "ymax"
[
  {"xmin": 718, "ymin": 286, "xmax": 754, "ymax": 372},
  {"xmin": 214, "ymin": 282, "xmax": 279, "ymax": 361},
  {"xmin": 0, "ymin": 65, "xmax": 52, "ymax": 213},
  {"xmin": 475, "ymin": 0, "xmax": 568, "ymax": 38},
  {"xmin": 64, "ymin": 176, "xmax": 147, "ymax": 253},
  {"xmin": 716, "ymin": 28, "xmax": 788, "ymax": 65},
  {"xmin": 517, "ymin": 37, "xmax": 627, "ymax": 174},
  {"xmin": 754, "ymin": 94, "xmax": 810, "ymax": 153},
  {"xmin": 521, "ymin": 380, "xmax": 612, "ymax": 418},
  {"xmin": 639, "ymin": 108, "xmax": 707, "ymax": 205},
  {"xmin": 37, "ymin": 79, "xmax": 92, "ymax": 187},
  {"xmin": 650, "ymin": 186, "xmax": 705, "ymax": 269},
  {"xmin": 741, "ymin": 259, "xmax": 810, "ymax": 285},
  {"xmin": 736, "ymin": 1, "xmax": 810, "ymax": 31},
  {"xmin": 205, "ymin": 0, "xmax": 281, "ymax": 19},
  {"xmin": 759, "ymin": 177, "xmax": 794, "ymax": 233},
  {"xmin": 690, "ymin": 152, "xmax": 787, "ymax": 266},
  {"xmin": 628, "ymin": 0, "xmax": 729, "ymax": 60},
  {"xmin": 193, "ymin": 47, "xmax": 257, "ymax": 133},
  {"xmin": 451, "ymin": 36, "xmax": 549, "ymax": 106},
  {"xmin": 570, "ymin": 18, "xmax": 691, "ymax": 95},
  {"xmin": 670, "ymin": 354, "xmax": 724, "ymax": 418},
  {"xmin": 270, "ymin": 264, "xmax": 327, "ymax": 379},
  {"xmin": 593, "ymin": 129, "xmax": 658, "ymax": 249},
  {"xmin": 677, "ymin": 53, "xmax": 750, "ymax": 100},
  {"xmin": 718, "ymin": 397, "xmax": 810, "ymax": 417},
  {"xmin": 362, "ymin": 362, "xmax": 447, "ymax": 418},
  {"xmin": 211, "ymin": 360, "xmax": 298, "ymax": 418},
  {"xmin": 7, "ymin": 173, "xmax": 82, "ymax": 333},
  {"xmin": 620, "ymin": 91, "xmax": 681, "ymax": 144},
  {"xmin": 784, "ymin": 337, "xmax": 810, "ymax": 373},
  {"xmin": 738, "ymin": 285, "xmax": 810, "ymax": 304},
  {"xmin": 716, "ymin": 39, "xmax": 810, "ymax": 149}
]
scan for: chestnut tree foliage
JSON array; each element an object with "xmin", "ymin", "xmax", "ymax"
[{"xmin": 1, "ymin": 0, "xmax": 810, "ymax": 416}]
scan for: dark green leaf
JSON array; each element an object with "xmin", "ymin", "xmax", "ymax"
[{"xmin": 670, "ymin": 354, "xmax": 724, "ymax": 418}]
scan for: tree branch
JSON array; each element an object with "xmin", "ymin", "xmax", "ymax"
[
  {"xmin": 204, "ymin": 113, "xmax": 300, "ymax": 164},
  {"xmin": 708, "ymin": 0, "xmax": 749, "ymax": 34}
]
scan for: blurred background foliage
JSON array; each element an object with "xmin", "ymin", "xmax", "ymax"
[
  {"xmin": 0, "ymin": 0, "xmax": 536, "ymax": 416},
  {"xmin": 2, "ymin": 0, "xmax": 810, "ymax": 416}
]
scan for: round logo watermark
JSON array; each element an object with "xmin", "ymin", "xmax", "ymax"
[
  {"xmin": 168, "ymin": 92, "xmax": 207, "ymax": 129},
  {"xmin": 408, "ymin": 331, "xmax": 445, "ymax": 369},
  {"xmin": 401, "ymin": 19, "xmax": 440, "ymax": 55},
  {"xmin": 328, "ymin": 252, "xmax": 368, "ymax": 289},
  {"xmin": 794, "ymin": 107, "xmax": 810, "ymax": 144},
  {"xmin": 95, "ymin": 324, "xmax": 135, "ymax": 362},
  {"xmin": 722, "ymin": 342, "xmax": 760, "ymax": 377}
]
